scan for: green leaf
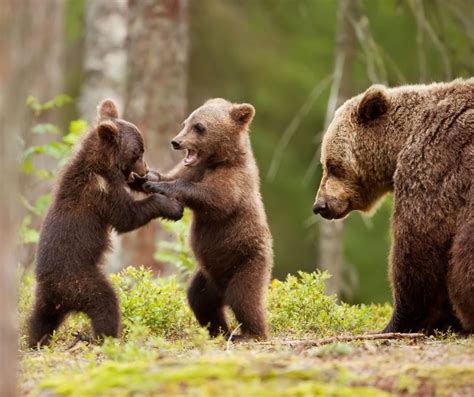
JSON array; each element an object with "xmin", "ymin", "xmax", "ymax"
[
  {"xmin": 31, "ymin": 123, "xmax": 60, "ymax": 135},
  {"xmin": 33, "ymin": 194, "xmax": 52, "ymax": 216},
  {"xmin": 64, "ymin": 119, "xmax": 87, "ymax": 145},
  {"xmin": 18, "ymin": 215, "xmax": 40, "ymax": 245},
  {"xmin": 44, "ymin": 141, "xmax": 69, "ymax": 160}
]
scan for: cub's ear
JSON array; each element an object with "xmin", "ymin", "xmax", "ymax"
[
  {"xmin": 97, "ymin": 120, "xmax": 119, "ymax": 143},
  {"xmin": 97, "ymin": 99, "xmax": 119, "ymax": 121},
  {"xmin": 357, "ymin": 85, "xmax": 389, "ymax": 124},
  {"xmin": 230, "ymin": 103, "xmax": 255, "ymax": 125}
]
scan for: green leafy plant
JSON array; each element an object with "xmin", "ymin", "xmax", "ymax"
[
  {"xmin": 18, "ymin": 95, "xmax": 88, "ymax": 245},
  {"xmin": 154, "ymin": 210, "xmax": 197, "ymax": 279}
]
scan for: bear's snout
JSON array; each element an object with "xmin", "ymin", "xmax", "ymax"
[
  {"xmin": 313, "ymin": 196, "xmax": 350, "ymax": 220},
  {"xmin": 313, "ymin": 198, "xmax": 330, "ymax": 217},
  {"xmin": 171, "ymin": 140, "xmax": 181, "ymax": 150}
]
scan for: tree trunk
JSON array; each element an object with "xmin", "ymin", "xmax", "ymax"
[
  {"xmin": 122, "ymin": 0, "xmax": 189, "ymax": 272},
  {"xmin": 80, "ymin": 0, "xmax": 128, "ymax": 122},
  {"xmin": 0, "ymin": 3, "xmax": 21, "ymax": 392},
  {"xmin": 0, "ymin": 122, "xmax": 19, "ymax": 397},
  {"xmin": 0, "ymin": 133, "xmax": 19, "ymax": 394},
  {"xmin": 80, "ymin": 0, "xmax": 128, "ymax": 273},
  {"xmin": 318, "ymin": 0, "xmax": 359, "ymax": 296}
]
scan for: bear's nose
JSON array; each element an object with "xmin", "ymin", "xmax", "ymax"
[
  {"xmin": 313, "ymin": 199, "xmax": 328, "ymax": 216},
  {"xmin": 171, "ymin": 140, "xmax": 181, "ymax": 150}
]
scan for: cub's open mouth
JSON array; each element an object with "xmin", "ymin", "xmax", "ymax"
[{"xmin": 184, "ymin": 149, "xmax": 199, "ymax": 166}]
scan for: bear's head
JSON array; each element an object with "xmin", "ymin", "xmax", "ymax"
[
  {"xmin": 314, "ymin": 85, "xmax": 394, "ymax": 220},
  {"xmin": 95, "ymin": 99, "xmax": 149, "ymax": 181},
  {"xmin": 169, "ymin": 98, "xmax": 255, "ymax": 167}
]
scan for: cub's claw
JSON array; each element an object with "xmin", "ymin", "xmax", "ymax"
[{"xmin": 143, "ymin": 182, "xmax": 172, "ymax": 195}]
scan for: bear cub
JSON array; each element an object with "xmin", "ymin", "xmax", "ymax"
[
  {"xmin": 28, "ymin": 99, "xmax": 183, "ymax": 347},
  {"xmin": 144, "ymin": 99, "xmax": 273, "ymax": 340}
]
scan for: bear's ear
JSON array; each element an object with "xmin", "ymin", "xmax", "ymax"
[
  {"xmin": 230, "ymin": 103, "xmax": 255, "ymax": 126},
  {"xmin": 357, "ymin": 85, "xmax": 389, "ymax": 124},
  {"xmin": 97, "ymin": 120, "xmax": 119, "ymax": 143},
  {"xmin": 97, "ymin": 99, "xmax": 119, "ymax": 121}
]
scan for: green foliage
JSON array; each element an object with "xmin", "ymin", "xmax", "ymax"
[
  {"xmin": 154, "ymin": 210, "xmax": 197, "ymax": 279},
  {"xmin": 26, "ymin": 94, "xmax": 73, "ymax": 116},
  {"xmin": 19, "ymin": 96, "xmax": 88, "ymax": 246},
  {"xmin": 19, "ymin": 267, "xmax": 390, "ymax": 348},
  {"xmin": 110, "ymin": 267, "xmax": 197, "ymax": 339},
  {"xmin": 269, "ymin": 272, "xmax": 391, "ymax": 336}
]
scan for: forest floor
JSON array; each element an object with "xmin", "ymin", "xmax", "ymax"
[
  {"xmin": 20, "ymin": 334, "xmax": 474, "ymax": 397},
  {"xmin": 18, "ymin": 268, "xmax": 474, "ymax": 396}
]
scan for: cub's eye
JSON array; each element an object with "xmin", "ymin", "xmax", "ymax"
[
  {"xmin": 193, "ymin": 123, "xmax": 206, "ymax": 134},
  {"xmin": 326, "ymin": 162, "xmax": 345, "ymax": 178}
]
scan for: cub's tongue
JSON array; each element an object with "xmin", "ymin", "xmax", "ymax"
[{"xmin": 184, "ymin": 149, "xmax": 198, "ymax": 166}]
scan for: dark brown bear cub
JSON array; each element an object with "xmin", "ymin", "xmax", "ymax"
[
  {"xmin": 144, "ymin": 99, "xmax": 273, "ymax": 340},
  {"xmin": 28, "ymin": 99, "xmax": 183, "ymax": 348}
]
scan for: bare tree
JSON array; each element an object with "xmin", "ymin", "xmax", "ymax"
[
  {"xmin": 0, "ymin": 0, "xmax": 65, "ymax": 269},
  {"xmin": 122, "ymin": 0, "xmax": 189, "ymax": 271},
  {"xmin": 80, "ymin": 0, "xmax": 128, "ymax": 272},
  {"xmin": 0, "ymin": 125, "xmax": 18, "ymax": 397},
  {"xmin": 318, "ymin": 0, "xmax": 360, "ymax": 295},
  {"xmin": 80, "ymin": 0, "xmax": 128, "ymax": 122}
]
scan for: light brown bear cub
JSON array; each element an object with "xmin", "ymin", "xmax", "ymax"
[
  {"xmin": 313, "ymin": 79, "xmax": 473, "ymax": 334},
  {"xmin": 144, "ymin": 99, "xmax": 273, "ymax": 340}
]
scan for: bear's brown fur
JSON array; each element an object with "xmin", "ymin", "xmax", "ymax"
[
  {"xmin": 28, "ymin": 99, "xmax": 183, "ymax": 348},
  {"xmin": 313, "ymin": 79, "xmax": 473, "ymax": 334},
  {"xmin": 144, "ymin": 98, "xmax": 273, "ymax": 339}
]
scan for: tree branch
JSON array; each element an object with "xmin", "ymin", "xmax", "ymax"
[{"xmin": 258, "ymin": 333, "xmax": 426, "ymax": 347}]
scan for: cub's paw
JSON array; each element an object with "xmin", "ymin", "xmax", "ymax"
[
  {"xmin": 143, "ymin": 181, "xmax": 172, "ymax": 195},
  {"xmin": 168, "ymin": 198, "xmax": 184, "ymax": 221},
  {"xmin": 128, "ymin": 171, "xmax": 161, "ymax": 193},
  {"xmin": 152, "ymin": 194, "xmax": 183, "ymax": 221}
]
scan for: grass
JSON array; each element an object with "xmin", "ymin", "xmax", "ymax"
[{"xmin": 19, "ymin": 268, "xmax": 474, "ymax": 396}]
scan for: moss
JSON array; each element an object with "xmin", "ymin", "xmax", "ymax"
[
  {"xmin": 40, "ymin": 354, "xmax": 390, "ymax": 397},
  {"xmin": 396, "ymin": 365, "xmax": 474, "ymax": 396}
]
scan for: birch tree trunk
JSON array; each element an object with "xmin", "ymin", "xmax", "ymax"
[
  {"xmin": 318, "ymin": 0, "xmax": 359, "ymax": 296},
  {"xmin": 0, "ymin": 122, "xmax": 19, "ymax": 397},
  {"xmin": 80, "ymin": 0, "xmax": 128, "ymax": 273},
  {"xmin": 80, "ymin": 0, "xmax": 127, "ymax": 122},
  {"xmin": 0, "ymin": 130, "xmax": 18, "ymax": 395},
  {"xmin": 122, "ymin": 0, "xmax": 189, "ymax": 272},
  {"xmin": 0, "ymin": 0, "xmax": 64, "ymax": 270}
]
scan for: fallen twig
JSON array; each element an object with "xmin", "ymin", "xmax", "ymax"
[
  {"xmin": 66, "ymin": 332, "xmax": 93, "ymax": 350},
  {"xmin": 257, "ymin": 332, "xmax": 426, "ymax": 347}
]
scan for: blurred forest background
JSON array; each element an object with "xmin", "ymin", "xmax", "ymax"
[{"xmin": 2, "ymin": 0, "xmax": 473, "ymax": 311}]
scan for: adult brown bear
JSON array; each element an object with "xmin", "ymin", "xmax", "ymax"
[{"xmin": 313, "ymin": 79, "xmax": 473, "ymax": 334}]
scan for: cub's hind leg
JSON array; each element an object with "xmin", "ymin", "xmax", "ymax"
[
  {"xmin": 78, "ymin": 271, "xmax": 121, "ymax": 341},
  {"xmin": 187, "ymin": 270, "xmax": 229, "ymax": 337},
  {"xmin": 225, "ymin": 263, "xmax": 270, "ymax": 340},
  {"xmin": 28, "ymin": 288, "xmax": 68, "ymax": 348}
]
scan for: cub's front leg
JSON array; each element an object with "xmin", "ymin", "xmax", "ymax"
[{"xmin": 143, "ymin": 180, "xmax": 207, "ymax": 210}]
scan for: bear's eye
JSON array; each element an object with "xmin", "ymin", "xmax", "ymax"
[
  {"xmin": 193, "ymin": 123, "xmax": 206, "ymax": 134},
  {"xmin": 326, "ymin": 162, "xmax": 345, "ymax": 179}
]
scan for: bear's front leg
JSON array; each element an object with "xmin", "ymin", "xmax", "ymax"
[
  {"xmin": 143, "ymin": 181, "xmax": 177, "ymax": 196},
  {"xmin": 384, "ymin": 218, "xmax": 457, "ymax": 334}
]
